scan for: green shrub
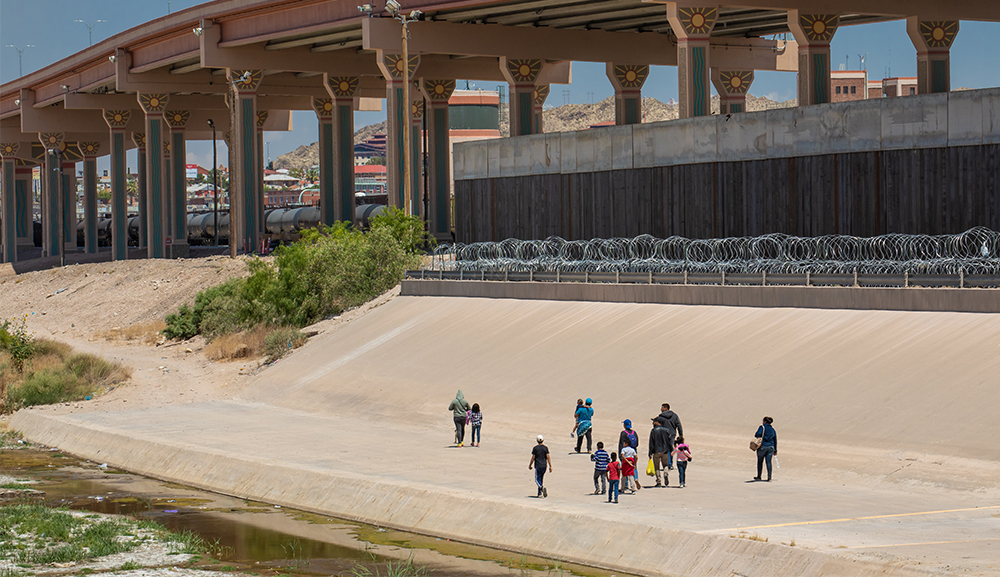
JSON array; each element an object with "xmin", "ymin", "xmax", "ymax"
[
  {"xmin": 263, "ymin": 327, "xmax": 307, "ymax": 362},
  {"xmin": 4, "ymin": 352, "xmax": 130, "ymax": 410},
  {"xmin": 162, "ymin": 213, "xmax": 425, "ymax": 343},
  {"xmin": 0, "ymin": 316, "xmax": 35, "ymax": 373},
  {"xmin": 163, "ymin": 304, "xmax": 198, "ymax": 340},
  {"xmin": 370, "ymin": 207, "xmax": 436, "ymax": 253}
]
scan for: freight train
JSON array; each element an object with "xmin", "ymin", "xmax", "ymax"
[{"xmin": 28, "ymin": 205, "xmax": 388, "ymax": 248}]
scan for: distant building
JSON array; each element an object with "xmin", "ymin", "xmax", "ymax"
[
  {"xmin": 882, "ymin": 77, "xmax": 918, "ymax": 97},
  {"xmin": 831, "ymin": 70, "xmax": 867, "ymax": 102},
  {"xmin": 185, "ymin": 164, "xmax": 210, "ymax": 180},
  {"xmin": 867, "ymin": 80, "xmax": 883, "ymax": 99}
]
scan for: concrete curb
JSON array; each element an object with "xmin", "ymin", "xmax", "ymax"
[
  {"xmin": 401, "ymin": 279, "xmax": 1000, "ymax": 313},
  {"xmin": 13, "ymin": 409, "xmax": 939, "ymax": 577}
]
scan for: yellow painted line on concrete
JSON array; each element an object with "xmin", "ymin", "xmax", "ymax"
[
  {"xmin": 705, "ymin": 505, "xmax": 1000, "ymax": 533},
  {"xmin": 847, "ymin": 537, "xmax": 1000, "ymax": 549}
]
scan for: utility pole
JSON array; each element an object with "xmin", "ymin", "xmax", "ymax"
[
  {"xmin": 4, "ymin": 44, "xmax": 34, "ymax": 77},
  {"xmin": 208, "ymin": 118, "xmax": 219, "ymax": 247},
  {"xmin": 587, "ymin": 91, "xmax": 595, "ymax": 105},
  {"xmin": 74, "ymin": 20, "xmax": 106, "ymax": 47},
  {"xmin": 562, "ymin": 89, "xmax": 570, "ymax": 105}
]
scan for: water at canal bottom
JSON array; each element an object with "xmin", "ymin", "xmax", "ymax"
[{"xmin": 3, "ymin": 447, "xmax": 626, "ymax": 577}]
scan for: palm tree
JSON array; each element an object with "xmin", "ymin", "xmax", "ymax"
[
  {"xmin": 305, "ymin": 167, "xmax": 319, "ymax": 183},
  {"xmin": 126, "ymin": 178, "xmax": 139, "ymax": 205}
]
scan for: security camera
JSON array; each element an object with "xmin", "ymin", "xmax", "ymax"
[
  {"xmin": 358, "ymin": 4, "xmax": 373, "ymax": 14},
  {"xmin": 385, "ymin": 0, "xmax": 401, "ymax": 16},
  {"xmin": 193, "ymin": 27, "xmax": 203, "ymax": 36},
  {"xmin": 409, "ymin": 9, "xmax": 423, "ymax": 20}
]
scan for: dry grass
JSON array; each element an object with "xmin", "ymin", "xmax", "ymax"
[
  {"xmin": 730, "ymin": 532, "xmax": 769, "ymax": 543},
  {"xmin": 203, "ymin": 325, "xmax": 272, "ymax": 361},
  {"xmin": 97, "ymin": 321, "xmax": 167, "ymax": 345}
]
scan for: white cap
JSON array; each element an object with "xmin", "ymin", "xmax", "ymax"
[{"xmin": 537, "ymin": 434, "xmax": 544, "ymax": 442}]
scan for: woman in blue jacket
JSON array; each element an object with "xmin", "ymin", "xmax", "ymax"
[{"xmin": 754, "ymin": 416, "xmax": 777, "ymax": 481}]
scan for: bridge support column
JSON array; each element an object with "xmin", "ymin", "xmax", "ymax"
[
  {"xmin": 132, "ymin": 132, "xmax": 146, "ymax": 249},
  {"xmin": 712, "ymin": 69, "xmax": 754, "ymax": 114},
  {"xmin": 533, "ymin": 85, "xmax": 549, "ymax": 133},
  {"xmin": 607, "ymin": 64, "xmax": 649, "ymax": 125},
  {"xmin": 15, "ymin": 165, "xmax": 32, "ymax": 250},
  {"xmin": 410, "ymin": 93, "xmax": 423, "ymax": 218},
  {"xmin": 788, "ymin": 12, "xmax": 839, "ymax": 106},
  {"xmin": 165, "ymin": 111, "xmax": 190, "ymax": 258},
  {"xmin": 38, "ymin": 133, "xmax": 64, "ymax": 258},
  {"xmin": 138, "ymin": 94, "xmax": 168, "ymax": 258},
  {"xmin": 313, "ymin": 98, "xmax": 337, "ymax": 226},
  {"xmin": 422, "ymin": 80, "xmax": 456, "ymax": 241},
  {"xmin": 907, "ymin": 18, "xmax": 958, "ymax": 94},
  {"xmin": 162, "ymin": 140, "xmax": 172, "ymax": 250},
  {"xmin": 501, "ymin": 58, "xmax": 543, "ymax": 136},
  {"xmin": 378, "ymin": 54, "xmax": 419, "ymax": 211},
  {"xmin": 104, "ymin": 112, "xmax": 131, "ymax": 260},
  {"xmin": 61, "ymin": 157, "xmax": 77, "ymax": 253},
  {"xmin": 78, "ymin": 142, "xmax": 101, "ymax": 254},
  {"xmin": 256, "ymin": 111, "xmax": 267, "ymax": 240},
  {"xmin": 228, "ymin": 70, "xmax": 263, "ymax": 255},
  {"xmin": 667, "ymin": 5, "xmax": 717, "ymax": 118},
  {"xmin": 0, "ymin": 145, "xmax": 16, "ymax": 263},
  {"xmin": 327, "ymin": 77, "xmax": 359, "ymax": 224}
]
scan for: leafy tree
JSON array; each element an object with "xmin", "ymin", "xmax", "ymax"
[
  {"xmin": 126, "ymin": 178, "xmax": 138, "ymax": 204},
  {"xmin": 366, "ymin": 156, "xmax": 386, "ymax": 166}
]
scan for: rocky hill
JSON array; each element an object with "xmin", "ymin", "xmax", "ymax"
[{"xmin": 274, "ymin": 94, "xmax": 795, "ymax": 171}]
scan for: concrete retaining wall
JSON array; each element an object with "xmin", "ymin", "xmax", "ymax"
[
  {"xmin": 455, "ymin": 89, "xmax": 1000, "ymax": 178},
  {"xmin": 400, "ymin": 279, "xmax": 1000, "ymax": 313},
  {"xmin": 11, "ymin": 409, "xmax": 940, "ymax": 577}
]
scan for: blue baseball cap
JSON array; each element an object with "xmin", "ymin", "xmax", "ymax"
[
  {"xmin": 585, "ymin": 398, "xmax": 592, "ymax": 405},
  {"xmin": 623, "ymin": 419, "xmax": 632, "ymax": 428}
]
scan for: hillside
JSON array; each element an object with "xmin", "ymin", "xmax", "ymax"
[{"xmin": 273, "ymin": 94, "xmax": 795, "ymax": 171}]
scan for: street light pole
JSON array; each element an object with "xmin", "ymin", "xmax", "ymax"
[
  {"xmin": 74, "ymin": 20, "xmax": 106, "ymax": 47},
  {"xmin": 4, "ymin": 45, "xmax": 34, "ymax": 77},
  {"xmin": 208, "ymin": 119, "xmax": 219, "ymax": 247}
]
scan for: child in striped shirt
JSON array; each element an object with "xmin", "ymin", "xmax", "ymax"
[{"xmin": 591, "ymin": 442, "xmax": 610, "ymax": 494}]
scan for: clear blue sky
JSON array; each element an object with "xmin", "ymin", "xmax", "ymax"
[{"xmin": 2, "ymin": 0, "xmax": 998, "ymax": 171}]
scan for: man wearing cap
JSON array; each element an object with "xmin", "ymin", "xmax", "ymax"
[
  {"xmin": 574, "ymin": 398, "xmax": 594, "ymax": 453},
  {"xmin": 529, "ymin": 434, "xmax": 553, "ymax": 497},
  {"xmin": 654, "ymin": 403, "xmax": 684, "ymax": 470}
]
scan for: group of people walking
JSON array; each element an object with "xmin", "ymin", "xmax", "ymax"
[{"xmin": 447, "ymin": 390, "xmax": 778, "ymax": 498}]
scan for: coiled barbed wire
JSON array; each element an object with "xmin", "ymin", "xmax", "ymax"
[{"xmin": 428, "ymin": 228, "xmax": 1000, "ymax": 276}]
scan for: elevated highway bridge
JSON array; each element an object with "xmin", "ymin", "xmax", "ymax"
[{"xmin": 2, "ymin": 0, "xmax": 998, "ymax": 263}]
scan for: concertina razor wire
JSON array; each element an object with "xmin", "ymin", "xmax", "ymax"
[{"xmin": 428, "ymin": 228, "xmax": 1000, "ymax": 276}]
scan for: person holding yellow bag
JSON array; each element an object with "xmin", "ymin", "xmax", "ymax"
[{"xmin": 648, "ymin": 417, "xmax": 674, "ymax": 487}]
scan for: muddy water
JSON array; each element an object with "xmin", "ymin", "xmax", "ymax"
[{"xmin": 2, "ymin": 447, "xmax": 629, "ymax": 577}]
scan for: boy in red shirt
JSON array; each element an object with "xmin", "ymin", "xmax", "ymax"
[{"xmin": 607, "ymin": 452, "xmax": 621, "ymax": 503}]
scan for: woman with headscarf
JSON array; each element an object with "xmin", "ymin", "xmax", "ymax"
[{"xmin": 448, "ymin": 390, "xmax": 471, "ymax": 447}]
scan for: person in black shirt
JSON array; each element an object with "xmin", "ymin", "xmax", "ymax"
[{"xmin": 529, "ymin": 435, "xmax": 553, "ymax": 498}]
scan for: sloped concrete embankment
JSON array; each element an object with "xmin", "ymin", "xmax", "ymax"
[{"xmin": 13, "ymin": 408, "xmax": 938, "ymax": 577}]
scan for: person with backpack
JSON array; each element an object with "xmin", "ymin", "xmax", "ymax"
[
  {"xmin": 448, "ymin": 390, "xmax": 471, "ymax": 447},
  {"xmin": 618, "ymin": 420, "xmax": 642, "ymax": 491},
  {"xmin": 648, "ymin": 417, "xmax": 674, "ymax": 487}
]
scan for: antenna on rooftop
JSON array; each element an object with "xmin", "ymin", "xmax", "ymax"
[{"xmin": 858, "ymin": 52, "xmax": 868, "ymax": 71}]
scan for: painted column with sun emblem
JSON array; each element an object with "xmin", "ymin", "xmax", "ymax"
[
  {"xmin": 501, "ymin": 58, "xmax": 543, "ymax": 136},
  {"xmin": 228, "ymin": 69, "xmax": 264, "ymax": 256},
  {"xmin": 788, "ymin": 12, "xmax": 839, "ymax": 106},
  {"xmin": 38, "ymin": 132, "xmax": 65, "ymax": 258},
  {"xmin": 14, "ymin": 164, "xmax": 32, "ymax": 251},
  {"xmin": 711, "ymin": 69, "xmax": 754, "ymax": 114},
  {"xmin": 256, "ymin": 111, "xmax": 268, "ymax": 237},
  {"xmin": 422, "ymin": 79, "xmax": 456, "ymax": 240},
  {"xmin": 165, "ymin": 110, "xmax": 191, "ymax": 258},
  {"xmin": 137, "ymin": 93, "xmax": 169, "ymax": 258},
  {"xmin": 326, "ymin": 76, "xmax": 360, "ymax": 224},
  {"xmin": 104, "ymin": 110, "xmax": 131, "ymax": 260},
  {"xmin": 132, "ymin": 132, "xmax": 147, "ymax": 250},
  {"xmin": 666, "ymin": 5, "xmax": 718, "ymax": 118},
  {"xmin": 533, "ymin": 86, "xmax": 550, "ymax": 133},
  {"xmin": 377, "ymin": 53, "xmax": 420, "ymax": 212},
  {"xmin": 77, "ymin": 142, "xmax": 101, "ymax": 255},
  {"xmin": 907, "ymin": 18, "xmax": 958, "ymax": 95},
  {"xmin": 410, "ymin": 94, "xmax": 424, "ymax": 218},
  {"xmin": 0, "ymin": 143, "xmax": 18, "ymax": 262},
  {"xmin": 57, "ymin": 143, "xmax": 81, "ymax": 255},
  {"xmin": 312, "ymin": 97, "xmax": 337, "ymax": 226},
  {"xmin": 607, "ymin": 64, "xmax": 650, "ymax": 125}
]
